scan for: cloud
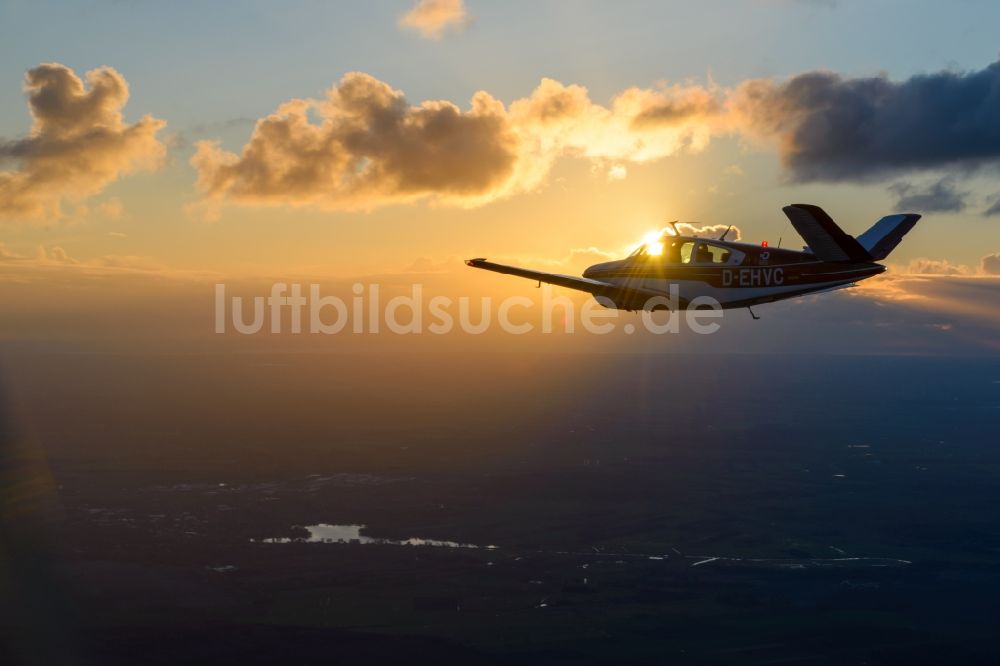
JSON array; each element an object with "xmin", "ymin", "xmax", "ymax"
[
  {"xmin": 0, "ymin": 63, "xmax": 166, "ymax": 222},
  {"xmin": 192, "ymin": 57, "xmax": 1000, "ymax": 212},
  {"xmin": 628, "ymin": 85, "xmax": 721, "ymax": 128},
  {"xmin": 901, "ymin": 258, "xmax": 972, "ymax": 276},
  {"xmin": 981, "ymin": 253, "xmax": 1000, "ymax": 275},
  {"xmin": 0, "ymin": 241, "xmax": 173, "ymax": 283},
  {"xmin": 722, "ymin": 164, "xmax": 744, "ymax": 177},
  {"xmin": 399, "ymin": 0, "xmax": 468, "ymax": 39},
  {"xmin": 193, "ymin": 75, "xmax": 726, "ymax": 212},
  {"xmin": 193, "ymin": 73, "xmax": 519, "ymax": 210},
  {"xmin": 887, "ymin": 177, "xmax": 968, "ymax": 212},
  {"xmin": 39, "ymin": 245, "xmax": 77, "ymax": 264},
  {"xmin": 984, "ymin": 194, "xmax": 1000, "ymax": 217},
  {"xmin": 853, "ymin": 274, "xmax": 1000, "ymax": 342},
  {"xmin": 730, "ymin": 60, "xmax": 1000, "ymax": 181},
  {"xmin": 606, "ymin": 164, "xmax": 627, "ymax": 180},
  {"xmin": 675, "ymin": 223, "xmax": 742, "ymax": 241},
  {"xmin": 0, "ymin": 243, "xmax": 25, "ymax": 260}
]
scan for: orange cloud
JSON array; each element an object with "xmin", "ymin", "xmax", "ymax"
[
  {"xmin": 399, "ymin": 0, "xmax": 469, "ymax": 39},
  {"xmin": 0, "ymin": 64, "xmax": 166, "ymax": 222},
  {"xmin": 193, "ymin": 59, "xmax": 1000, "ymax": 213},
  {"xmin": 897, "ymin": 258, "xmax": 973, "ymax": 276},
  {"xmin": 192, "ymin": 74, "xmax": 728, "ymax": 212},
  {"xmin": 192, "ymin": 73, "xmax": 519, "ymax": 210},
  {"xmin": 675, "ymin": 223, "xmax": 741, "ymax": 241},
  {"xmin": 981, "ymin": 253, "xmax": 1000, "ymax": 275},
  {"xmin": 0, "ymin": 241, "xmax": 184, "ymax": 286}
]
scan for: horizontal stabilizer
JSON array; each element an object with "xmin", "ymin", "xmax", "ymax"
[
  {"xmin": 782, "ymin": 204, "xmax": 873, "ymax": 263},
  {"xmin": 856, "ymin": 213, "xmax": 921, "ymax": 261}
]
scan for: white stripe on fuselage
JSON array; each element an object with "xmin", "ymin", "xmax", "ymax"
[{"xmin": 603, "ymin": 277, "xmax": 858, "ymax": 307}]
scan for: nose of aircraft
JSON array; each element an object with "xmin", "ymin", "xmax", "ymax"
[
  {"xmin": 583, "ymin": 259, "xmax": 625, "ymax": 279},
  {"xmin": 583, "ymin": 260, "xmax": 625, "ymax": 279}
]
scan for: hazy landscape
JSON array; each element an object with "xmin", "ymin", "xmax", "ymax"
[{"xmin": 4, "ymin": 350, "xmax": 998, "ymax": 664}]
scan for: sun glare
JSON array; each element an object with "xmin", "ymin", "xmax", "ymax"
[{"xmin": 642, "ymin": 230, "xmax": 664, "ymax": 256}]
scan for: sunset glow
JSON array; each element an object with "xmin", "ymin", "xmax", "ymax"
[{"xmin": 2, "ymin": 4, "xmax": 1000, "ymax": 663}]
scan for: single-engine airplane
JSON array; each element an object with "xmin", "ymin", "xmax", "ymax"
[{"xmin": 466, "ymin": 204, "xmax": 920, "ymax": 318}]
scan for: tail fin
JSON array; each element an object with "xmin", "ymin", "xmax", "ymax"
[
  {"xmin": 856, "ymin": 213, "xmax": 921, "ymax": 261},
  {"xmin": 782, "ymin": 204, "xmax": 873, "ymax": 263}
]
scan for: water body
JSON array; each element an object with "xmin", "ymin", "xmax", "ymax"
[{"xmin": 258, "ymin": 523, "xmax": 497, "ymax": 550}]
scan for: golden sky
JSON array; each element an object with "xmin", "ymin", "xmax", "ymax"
[{"xmin": 1, "ymin": 0, "xmax": 1000, "ymax": 353}]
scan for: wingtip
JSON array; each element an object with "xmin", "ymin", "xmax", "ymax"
[{"xmin": 465, "ymin": 257, "xmax": 487, "ymax": 267}]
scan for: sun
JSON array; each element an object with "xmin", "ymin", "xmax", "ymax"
[{"xmin": 641, "ymin": 230, "xmax": 664, "ymax": 256}]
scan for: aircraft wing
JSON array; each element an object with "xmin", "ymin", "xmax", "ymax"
[{"xmin": 465, "ymin": 258, "xmax": 683, "ymax": 309}]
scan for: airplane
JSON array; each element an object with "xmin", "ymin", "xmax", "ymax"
[{"xmin": 466, "ymin": 204, "xmax": 920, "ymax": 318}]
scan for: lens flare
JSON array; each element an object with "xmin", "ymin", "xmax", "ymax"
[{"xmin": 642, "ymin": 230, "xmax": 664, "ymax": 255}]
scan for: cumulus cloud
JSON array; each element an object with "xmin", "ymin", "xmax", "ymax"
[
  {"xmin": 887, "ymin": 177, "xmax": 968, "ymax": 212},
  {"xmin": 981, "ymin": 253, "xmax": 1000, "ymax": 275},
  {"xmin": 193, "ymin": 73, "xmax": 519, "ymax": 209},
  {"xmin": 730, "ymin": 60, "xmax": 1000, "ymax": 181},
  {"xmin": 628, "ymin": 85, "xmax": 721, "ymax": 128},
  {"xmin": 192, "ymin": 58, "xmax": 1000, "ymax": 212},
  {"xmin": 0, "ymin": 63, "xmax": 166, "ymax": 221},
  {"xmin": 901, "ymin": 258, "xmax": 972, "ymax": 276},
  {"xmin": 675, "ymin": 223, "xmax": 742, "ymax": 240},
  {"xmin": 399, "ymin": 0, "xmax": 468, "ymax": 39},
  {"xmin": 192, "ymin": 75, "xmax": 726, "ymax": 211}
]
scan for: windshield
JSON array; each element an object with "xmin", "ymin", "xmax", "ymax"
[{"xmin": 634, "ymin": 239, "xmax": 744, "ymax": 265}]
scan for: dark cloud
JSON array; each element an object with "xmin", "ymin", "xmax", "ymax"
[
  {"xmin": 984, "ymin": 194, "xmax": 1000, "ymax": 217},
  {"xmin": 0, "ymin": 63, "xmax": 166, "ymax": 221},
  {"xmin": 981, "ymin": 253, "xmax": 1000, "ymax": 275},
  {"xmin": 887, "ymin": 177, "xmax": 968, "ymax": 212},
  {"xmin": 732, "ymin": 60, "xmax": 1000, "ymax": 181}
]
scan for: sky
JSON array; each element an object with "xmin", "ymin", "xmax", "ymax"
[{"xmin": 1, "ymin": 0, "xmax": 999, "ymax": 354}]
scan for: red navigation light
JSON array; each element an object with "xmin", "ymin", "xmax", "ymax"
[{"xmin": 761, "ymin": 240, "xmax": 769, "ymax": 248}]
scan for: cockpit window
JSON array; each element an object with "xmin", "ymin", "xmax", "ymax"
[
  {"xmin": 677, "ymin": 241, "xmax": 694, "ymax": 263},
  {"xmin": 681, "ymin": 241, "xmax": 744, "ymax": 264},
  {"xmin": 633, "ymin": 238, "xmax": 744, "ymax": 265},
  {"xmin": 699, "ymin": 243, "xmax": 730, "ymax": 263}
]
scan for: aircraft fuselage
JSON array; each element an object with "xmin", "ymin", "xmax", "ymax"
[
  {"xmin": 581, "ymin": 241, "xmax": 884, "ymax": 310},
  {"xmin": 466, "ymin": 204, "xmax": 919, "ymax": 314}
]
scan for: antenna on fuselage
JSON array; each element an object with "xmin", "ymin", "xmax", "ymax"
[
  {"xmin": 718, "ymin": 225, "xmax": 732, "ymax": 241},
  {"xmin": 668, "ymin": 220, "xmax": 680, "ymax": 236}
]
